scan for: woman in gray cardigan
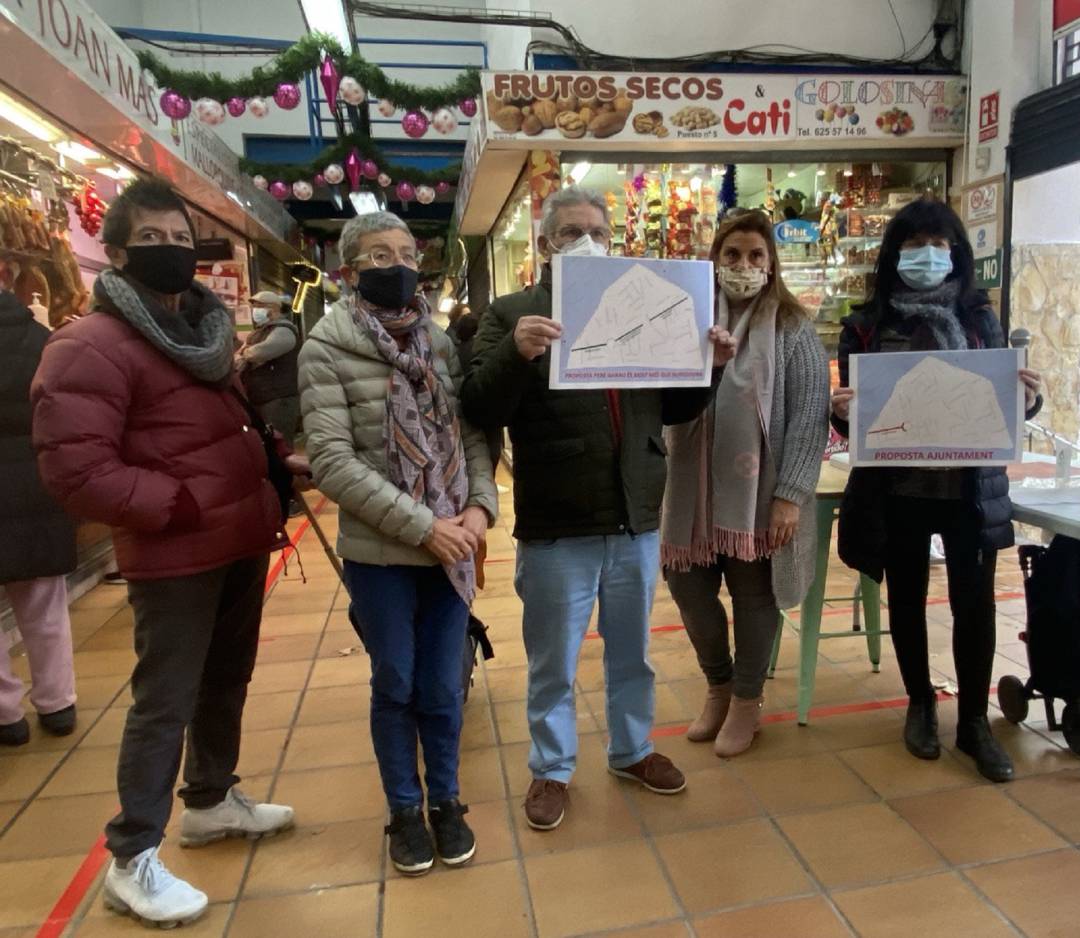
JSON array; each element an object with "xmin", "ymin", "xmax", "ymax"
[
  {"xmin": 661, "ymin": 210, "xmax": 830, "ymax": 757},
  {"xmin": 299, "ymin": 212, "xmax": 497, "ymax": 875}
]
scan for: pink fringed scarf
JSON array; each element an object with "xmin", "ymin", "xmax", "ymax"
[{"xmin": 661, "ymin": 293, "xmax": 777, "ymax": 571}]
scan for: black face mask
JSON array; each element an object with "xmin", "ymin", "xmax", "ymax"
[
  {"xmin": 356, "ymin": 265, "xmax": 419, "ymax": 310},
  {"xmin": 122, "ymin": 245, "xmax": 198, "ymax": 295}
]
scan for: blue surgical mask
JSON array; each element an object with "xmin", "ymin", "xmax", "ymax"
[
  {"xmin": 897, "ymin": 244, "xmax": 953, "ymax": 290},
  {"xmin": 251, "ymin": 309, "xmax": 269, "ymax": 325}
]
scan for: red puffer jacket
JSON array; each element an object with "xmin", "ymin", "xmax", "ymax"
[{"xmin": 31, "ymin": 312, "xmax": 286, "ymax": 580}]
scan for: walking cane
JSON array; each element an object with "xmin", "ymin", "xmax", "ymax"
[{"xmin": 293, "ymin": 490, "xmax": 344, "ymax": 580}]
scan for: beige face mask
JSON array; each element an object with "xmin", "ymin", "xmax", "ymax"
[{"xmin": 717, "ymin": 265, "xmax": 768, "ymax": 300}]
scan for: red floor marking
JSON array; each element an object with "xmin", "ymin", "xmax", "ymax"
[
  {"xmin": 650, "ymin": 690, "xmax": 956, "ymax": 738},
  {"xmin": 35, "ymin": 503, "xmax": 328, "ymax": 938}
]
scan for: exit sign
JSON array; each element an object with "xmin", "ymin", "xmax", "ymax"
[{"xmin": 979, "ymin": 92, "xmax": 1000, "ymax": 142}]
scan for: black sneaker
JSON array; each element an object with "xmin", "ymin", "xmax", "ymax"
[
  {"xmin": 385, "ymin": 806, "xmax": 434, "ymax": 876},
  {"xmin": 0, "ymin": 717, "xmax": 30, "ymax": 747},
  {"xmin": 39, "ymin": 705, "xmax": 76, "ymax": 737},
  {"xmin": 428, "ymin": 799, "xmax": 476, "ymax": 867}
]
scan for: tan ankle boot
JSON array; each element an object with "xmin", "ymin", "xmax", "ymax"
[
  {"xmin": 714, "ymin": 695, "xmax": 763, "ymax": 757},
  {"xmin": 686, "ymin": 682, "xmax": 733, "ymax": 742}
]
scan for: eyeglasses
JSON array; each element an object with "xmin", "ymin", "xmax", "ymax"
[
  {"xmin": 555, "ymin": 225, "xmax": 612, "ymax": 244},
  {"xmin": 354, "ymin": 248, "xmax": 420, "ymax": 270}
]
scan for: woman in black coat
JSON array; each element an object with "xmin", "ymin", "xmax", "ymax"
[
  {"xmin": 830, "ymin": 200, "xmax": 1042, "ymax": 782},
  {"xmin": 0, "ymin": 291, "xmax": 78, "ymax": 746}
]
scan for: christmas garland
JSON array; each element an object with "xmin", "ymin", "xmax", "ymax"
[
  {"xmin": 136, "ymin": 33, "xmax": 480, "ymax": 113},
  {"xmin": 239, "ymin": 132, "xmax": 460, "ymax": 188}
]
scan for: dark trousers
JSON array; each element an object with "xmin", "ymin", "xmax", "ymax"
[
  {"xmin": 105, "ymin": 554, "xmax": 269, "ymax": 860},
  {"xmin": 883, "ymin": 497, "xmax": 997, "ymax": 721},
  {"xmin": 343, "ymin": 561, "xmax": 468, "ymax": 810}
]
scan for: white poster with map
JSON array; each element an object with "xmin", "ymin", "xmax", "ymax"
[
  {"xmin": 849, "ymin": 348, "xmax": 1024, "ymax": 467},
  {"xmin": 550, "ymin": 254, "xmax": 715, "ymax": 389}
]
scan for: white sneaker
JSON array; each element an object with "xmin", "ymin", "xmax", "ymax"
[
  {"xmin": 179, "ymin": 787, "xmax": 295, "ymax": 847},
  {"xmin": 102, "ymin": 846, "xmax": 208, "ymax": 927}
]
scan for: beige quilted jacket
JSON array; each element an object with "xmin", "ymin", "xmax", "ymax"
[{"xmin": 299, "ymin": 306, "xmax": 497, "ymax": 567}]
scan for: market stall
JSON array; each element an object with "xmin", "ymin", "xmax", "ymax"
[{"xmin": 456, "ymin": 68, "xmax": 966, "ymax": 353}]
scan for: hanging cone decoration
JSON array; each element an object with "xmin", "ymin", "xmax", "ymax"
[
  {"xmin": 344, "ymin": 149, "xmax": 363, "ymax": 191},
  {"xmin": 319, "ymin": 57, "xmax": 341, "ymax": 110}
]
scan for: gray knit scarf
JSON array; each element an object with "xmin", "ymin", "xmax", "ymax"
[
  {"xmin": 354, "ymin": 294, "xmax": 475, "ymax": 607},
  {"xmin": 888, "ymin": 280, "xmax": 967, "ymax": 350},
  {"xmin": 94, "ymin": 269, "xmax": 235, "ymax": 384}
]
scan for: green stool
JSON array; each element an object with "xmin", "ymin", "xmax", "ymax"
[{"xmin": 767, "ymin": 484, "xmax": 886, "ymax": 725}]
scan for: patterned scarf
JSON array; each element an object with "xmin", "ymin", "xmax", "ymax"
[
  {"xmin": 661, "ymin": 293, "xmax": 778, "ymax": 570},
  {"xmin": 94, "ymin": 269, "xmax": 235, "ymax": 385},
  {"xmin": 355, "ymin": 295, "xmax": 475, "ymax": 605},
  {"xmin": 889, "ymin": 280, "xmax": 967, "ymax": 351}
]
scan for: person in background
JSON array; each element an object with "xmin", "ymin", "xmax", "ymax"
[
  {"xmin": 831, "ymin": 199, "xmax": 1043, "ymax": 783},
  {"xmin": 240, "ymin": 291, "xmax": 303, "ymax": 515},
  {"xmin": 461, "ymin": 186, "xmax": 733, "ymax": 832},
  {"xmin": 445, "ymin": 301, "xmax": 469, "ymax": 342},
  {"xmin": 32, "ymin": 178, "xmax": 295, "ymax": 928},
  {"xmin": 661, "ymin": 210, "xmax": 830, "ymax": 758},
  {"xmin": 0, "ymin": 288, "xmax": 77, "ymax": 746},
  {"xmin": 300, "ymin": 211, "xmax": 497, "ymax": 877},
  {"xmin": 239, "ymin": 291, "xmax": 301, "ymax": 447},
  {"xmin": 450, "ymin": 313, "xmax": 502, "ymax": 475}
]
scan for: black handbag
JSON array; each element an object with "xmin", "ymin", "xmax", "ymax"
[{"xmin": 231, "ymin": 389, "xmax": 293, "ymax": 523}]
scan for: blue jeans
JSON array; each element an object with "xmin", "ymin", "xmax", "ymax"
[
  {"xmin": 342, "ymin": 561, "xmax": 469, "ymax": 809},
  {"xmin": 515, "ymin": 532, "xmax": 660, "ymax": 783}
]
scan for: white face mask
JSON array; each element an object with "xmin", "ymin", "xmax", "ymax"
[
  {"xmin": 717, "ymin": 265, "xmax": 768, "ymax": 301},
  {"xmin": 251, "ymin": 308, "xmax": 269, "ymax": 325},
  {"xmin": 554, "ymin": 233, "xmax": 609, "ymax": 258}
]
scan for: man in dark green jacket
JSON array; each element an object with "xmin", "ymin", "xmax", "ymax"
[{"xmin": 462, "ymin": 186, "xmax": 726, "ymax": 832}]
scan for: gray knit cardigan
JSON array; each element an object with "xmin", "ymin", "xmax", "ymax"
[{"xmin": 663, "ymin": 314, "xmax": 830, "ymax": 610}]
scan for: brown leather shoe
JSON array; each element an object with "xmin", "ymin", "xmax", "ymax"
[
  {"xmin": 609, "ymin": 752, "xmax": 686, "ymax": 794},
  {"xmin": 524, "ymin": 779, "xmax": 568, "ymax": 830}
]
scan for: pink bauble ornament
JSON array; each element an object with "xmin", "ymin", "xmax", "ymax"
[
  {"xmin": 226, "ymin": 96, "xmax": 247, "ymax": 117},
  {"xmin": 319, "ymin": 57, "xmax": 341, "ymax": 110},
  {"xmin": 435, "ymin": 181, "xmax": 451, "ymax": 195},
  {"xmin": 269, "ymin": 180, "xmax": 289, "ymax": 200},
  {"xmin": 252, "ymin": 175, "xmax": 269, "ymax": 190},
  {"xmin": 459, "ymin": 97, "xmax": 478, "ymax": 117},
  {"xmin": 339, "ymin": 76, "xmax": 366, "ymax": 105},
  {"xmin": 401, "ymin": 110, "xmax": 429, "ymax": 138},
  {"xmin": 248, "ymin": 96, "xmax": 271, "ymax": 118},
  {"xmin": 416, "ymin": 185, "xmax": 436, "ymax": 205},
  {"xmin": 361, "ymin": 159, "xmax": 379, "ymax": 180},
  {"xmin": 160, "ymin": 90, "xmax": 191, "ymax": 120},
  {"xmin": 313, "ymin": 172, "xmax": 326, "ymax": 188},
  {"xmin": 377, "ymin": 173, "xmax": 392, "ymax": 188},
  {"xmin": 395, "ymin": 180, "xmax": 416, "ymax": 202},
  {"xmin": 431, "ymin": 107, "xmax": 458, "ymax": 135},
  {"xmin": 274, "ymin": 82, "xmax": 301, "ymax": 110},
  {"xmin": 323, "ymin": 163, "xmax": 344, "ymax": 185},
  {"xmin": 292, "ymin": 180, "xmax": 314, "ymax": 201},
  {"xmin": 344, "ymin": 150, "xmax": 363, "ymax": 191},
  {"xmin": 194, "ymin": 98, "xmax": 226, "ymax": 125},
  {"xmin": 377, "ymin": 99, "xmax": 396, "ymax": 118}
]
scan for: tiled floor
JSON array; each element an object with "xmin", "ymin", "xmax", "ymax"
[{"xmin": 1, "ymin": 473, "xmax": 1078, "ymax": 937}]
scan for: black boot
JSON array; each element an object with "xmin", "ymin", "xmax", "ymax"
[
  {"xmin": 385, "ymin": 806, "xmax": 434, "ymax": 876},
  {"xmin": 428, "ymin": 800, "xmax": 476, "ymax": 867},
  {"xmin": 904, "ymin": 698, "xmax": 940, "ymax": 760},
  {"xmin": 0, "ymin": 717, "xmax": 30, "ymax": 747},
  {"xmin": 956, "ymin": 716, "xmax": 1014, "ymax": 782},
  {"xmin": 39, "ymin": 705, "xmax": 76, "ymax": 737}
]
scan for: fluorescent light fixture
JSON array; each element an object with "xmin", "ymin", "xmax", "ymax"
[
  {"xmin": 438, "ymin": 297, "xmax": 455, "ymax": 313},
  {"xmin": 299, "ymin": 0, "xmax": 351, "ymax": 50},
  {"xmin": 569, "ymin": 161, "xmax": 591, "ymax": 185},
  {"xmin": 96, "ymin": 164, "xmax": 135, "ymax": 181},
  {"xmin": 55, "ymin": 140, "xmax": 103, "ymax": 164},
  {"xmin": 816, "ymin": 163, "xmax": 826, "ymax": 176},
  {"xmin": 0, "ymin": 93, "xmax": 61, "ymax": 142},
  {"xmin": 787, "ymin": 167, "xmax": 797, "ymax": 178},
  {"xmin": 843, "ymin": 164, "xmax": 854, "ymax": 177},
  {"xmin": 349, "ymin": 190, "xmax": 380, "ymax": 215}
]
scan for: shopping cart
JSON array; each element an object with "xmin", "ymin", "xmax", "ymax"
[{"xmin": 997, "ymin": 542, "xmax": 1080, "ymax": 755}]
